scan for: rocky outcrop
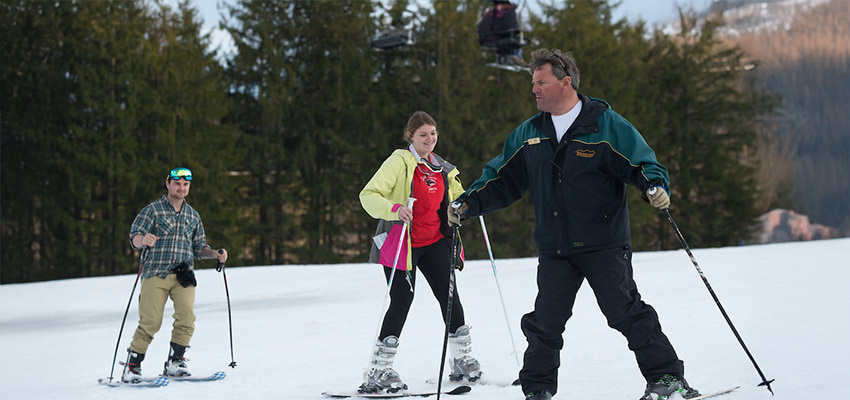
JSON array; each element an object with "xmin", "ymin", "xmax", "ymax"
[{"xmin": 756, "ymin": 208, "xmax": 839, "ymax": 243}]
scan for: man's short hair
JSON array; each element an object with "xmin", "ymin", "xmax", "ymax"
[{"xmin": 529, "ymin": 48, "xmax": 580, "ymax": 90}]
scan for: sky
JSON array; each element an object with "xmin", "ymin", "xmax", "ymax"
[
  {"xmin": 2, "ymin": 237, "xmax": 848, "ymax": 399},
  {"xmin": 178, "ymin": 0, "xmax": 714, "ymax": 58},
  {"xmin": 609, "ymin": 0, "xmax": 712, "ymax": 25}
]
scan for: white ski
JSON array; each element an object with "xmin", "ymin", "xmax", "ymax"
[
  {"xmin": 167, "ymin": 370, "xmax": 226, "ymax": 382},
  {"xmin": 98, "ymin": 375, "xmax": 168, "ymax": 388},
  {"xmin": 687, "ymin": 386, "xmax": 740, "ymax": 400},
  {"xmin": 322, "ymin": 385, "xmax": 471, "ymax": 398}
]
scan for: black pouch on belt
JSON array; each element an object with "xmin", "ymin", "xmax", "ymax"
[{"xmin": 173, "ymin": 262, "xmax": 197, "ymax": 288}]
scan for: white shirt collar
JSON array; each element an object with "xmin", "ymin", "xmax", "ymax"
[{"xmin": 408, "ymin": 144, "xmax": 436, "ymax": 164}]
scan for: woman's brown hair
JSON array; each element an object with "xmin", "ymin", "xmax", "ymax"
[{"xmin": 403, "ymin": 111, "xmax": 437, "ymax": 143}]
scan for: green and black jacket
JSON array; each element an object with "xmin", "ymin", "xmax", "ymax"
[{"xmin": 459, "ymin": 94, "xmax": 670, "ymax": 255}]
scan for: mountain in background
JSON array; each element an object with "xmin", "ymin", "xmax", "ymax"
[
  {"xmin": 707, "ymin": 0, "xmax": 833, "ymax": 36},
  {"xmin": 727, "ymin": 0, "xmax": 848, "ymax": 235},
  {"xmin": 662, "ymin": 0, "xmax": 848, "ymax": 235}
]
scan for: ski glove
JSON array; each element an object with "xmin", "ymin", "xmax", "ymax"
[
  {"xmin": 647, "ymin": 186, "xmax": 670, "ymax": 209},
  {"xmin": 173, "ymin": 262, "xmax": 197, "ymax": 288},
  {"xmin": 447, "ymin": 201, "xmax": 469, "ymax": 227}
]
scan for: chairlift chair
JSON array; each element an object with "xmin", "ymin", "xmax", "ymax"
[
  {"xmin": 477, "ymin": 1, "xmax": 529, "ymax": 71},
  {"xmin": 370, "ymin": 27, "xmax": 414, "ymax": 50}
]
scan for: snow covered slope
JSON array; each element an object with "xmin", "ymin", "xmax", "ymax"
[{"xmin": 1, "ymin": 238, "xmax": 848, "ymax": 399}]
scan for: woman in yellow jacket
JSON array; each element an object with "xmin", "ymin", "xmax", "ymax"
[{"xmin": 359, "ymin": 111, "xmax": 482, "ymax": 393}]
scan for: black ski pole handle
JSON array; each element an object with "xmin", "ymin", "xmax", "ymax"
[{"xmin": 216, "ymin": 249, "xmax": 224, "ymax": 272}]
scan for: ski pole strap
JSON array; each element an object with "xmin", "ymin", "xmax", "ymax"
[
  {"xmin": 216, "ymin": 249, "xmax": 224, "ymax": 272},
  {"xmin": 405, "ymin": 268, "xmax": 414, "ymax": 293}
]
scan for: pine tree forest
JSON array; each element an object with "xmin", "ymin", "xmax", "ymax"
[{"xmin": 1, "ymin": 0, "xmax": 839, "ymax": 283}]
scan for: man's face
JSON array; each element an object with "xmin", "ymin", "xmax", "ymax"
[
  {"xmin": 166, "ymin": 178, "xmax": 191, "ymax": 200},
  {"xmin": 531, "ymin": 63, "xmax": 570, "ymax": 113}
]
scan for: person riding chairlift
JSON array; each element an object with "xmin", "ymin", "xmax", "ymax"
[{"xmin": 477, "ymin": 0, "xmax": 527, "ymax": 67}]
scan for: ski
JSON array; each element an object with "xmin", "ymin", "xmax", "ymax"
[
  {"xmin": 322, "ymin": 385, "xmax": 471, "ymax": 398},
  {"xmin": 98, "ymin": 375, "xmax": 169, "ymax": 388},
  {"xmin": 426, "ymin": 377, "xmax": 517, "ymax": 387},
  {"xmin": 167, "ymin": 370, "xmax": 226, "ymax": 382},
  {"xmin": 687, "ymin": 386, "xmax": 740, "ymax": 400}
]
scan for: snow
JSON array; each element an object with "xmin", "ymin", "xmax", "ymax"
[
  {"xmin": 715, "ymin": 0, "xmax": 833, "ymax": 36},
  {"xmin": 2, "ymin": 238, "xmax": 848, "ymax": 399}
]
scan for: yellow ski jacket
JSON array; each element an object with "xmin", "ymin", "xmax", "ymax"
[{"xmin": 360, "ymin": 149, "xmax": 464, "ymax": 270}]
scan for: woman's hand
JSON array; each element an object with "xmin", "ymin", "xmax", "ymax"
[{"xmin": 397, "ymin": 206, "xmax": 413, "ymax": 223}]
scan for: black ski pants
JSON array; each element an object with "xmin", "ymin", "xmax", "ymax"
[
  {"xmin": 519, "ymin": 246, "xmax": 684, "ymax": 396},
  {"xmin": 379, "ymin": 237, "xmax": 465, "ymax": 341}
]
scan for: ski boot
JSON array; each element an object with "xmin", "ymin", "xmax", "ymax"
[
  {"xmin": 121, "ymin": 349, "xmax": 145, "ymax": 383},
  {"xmin": 525, "ymin": 391, "xmax": 553, "ymax": 400},
  {"xmin": 525, "ymin": 390, "xmax": 552, "ymax": 400},
  {"xmin": 641, "ymin": 374, "xmax": 700, "ymax": 399},
  {"xmin": 163, "ymin": 342, "xmax": 191, "ymax": 377},
  {"xmin": 359, "ymin": 336, "xmax": 407, "ymax": 393},
  {"xmin": 447, "ymin": 325, "xmax": 483, "ymax": 382}
]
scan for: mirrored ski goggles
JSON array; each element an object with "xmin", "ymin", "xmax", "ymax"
[
  {"xmin": 168, "ymin": 167, "xmax": 193, "ymax": 181},
  {"xmin": 418, "ymin": 158, "xmax": 443, "ymax": 173}
]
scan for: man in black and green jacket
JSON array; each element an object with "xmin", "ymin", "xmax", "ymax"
[{"xmin": 449, "ymin": 49, "xmax": 699, "ymax": 400}]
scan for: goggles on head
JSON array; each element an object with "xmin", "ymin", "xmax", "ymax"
[
  {"xmin": 418, "ymin": 158, "xmax": 443, "ymax": 174},
  {"xmin": 169, "ymin": 167, "xmax": 193, "ymax": 181}
]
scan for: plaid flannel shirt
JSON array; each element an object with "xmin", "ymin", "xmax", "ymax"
[{"xmin": 129, "ymin": 195, "xmax": 209, "ymax": 279}]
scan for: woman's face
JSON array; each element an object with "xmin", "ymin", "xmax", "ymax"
[{"xmin": 409, "ymin": 124, "xmax": 438, "ymax": 158}]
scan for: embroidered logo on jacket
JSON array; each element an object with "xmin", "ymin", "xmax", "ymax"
[{"xmin": 575, "ymin": 149, "xmax": 595, "ymax": 158}]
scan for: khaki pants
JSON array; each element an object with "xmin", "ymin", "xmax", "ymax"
[{"xmin": 130, "ymin": 274, "xmax": 196, "ymax": 354}]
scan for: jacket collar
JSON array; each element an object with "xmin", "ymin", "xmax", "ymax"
[
  {"xmin": 395, "ymin": 148, "xmax": 458, "ymax": 176},
  {"xmin": 532, "ymin": 93, "xmax": 609, "ymax": 141}
]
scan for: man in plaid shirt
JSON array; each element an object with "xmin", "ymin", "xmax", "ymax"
[{"xmin": 122, "ymin": 167, "xmax": 228, "ymax": 383}]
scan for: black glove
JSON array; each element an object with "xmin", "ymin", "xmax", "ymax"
[{"xmin": 173, "ymin": 262, "xmax": 197, "ymax": 288}]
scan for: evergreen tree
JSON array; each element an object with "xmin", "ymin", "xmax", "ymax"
[
  {"xmin": 530, "ymin": 0, "xmax": 648, "ymax": 110},
  {"xmin": 1, "ymin": 0, "xmax": 784, "ymax": 282},
  {"xmin": 64, "ymin": 1, "xmax": 158, "ymax": 277},
  {"xmin": 520, "ymin": 0, "xmax": 772, "ymax": 250},
  {"xmin": 1, "ymin": 0, "xmax": 236, "ymax": 282},
  {"xmin": 370, "ymin": 0, "xmax": 540, "ymax": 259},
  {"xmin": 1, "ymin": 1, "xmax": 83, "ymax": 282},
  {"xmin": 436, "ymin": 0, "xmax": 540, "ymax": 259},
  {"xmin": 224, "ymin": 0, "xmax": 379, "ymax": 264},
  {"xmin": 634, "ymin": 12, "xmax": 776, "ymax": 249},
  {"xmin": 139, "ymin": 1, "xmax": 243, "ymax": 264}
]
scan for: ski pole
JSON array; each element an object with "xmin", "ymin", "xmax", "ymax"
[
  {"xmin": 365, "ymin": 198, "xmax": 415, "ymax": 375},
  {"xmin": 479, "ymin": 215, "xmax": 521, "ymax": 366},
  {"xmin": 659, "ymin": 206, "xmax": 775, "ymax": 395},
  {"xmin": 106, "ymin": 248, "xmax": 147, "ymax": 383},
  {"xmin": 216, "ymin": 249, "xmax": 237, "ymax": 368},
  {"xmin": 436, "ymin": 204, "xmax": 462, "ymax": 400}
]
